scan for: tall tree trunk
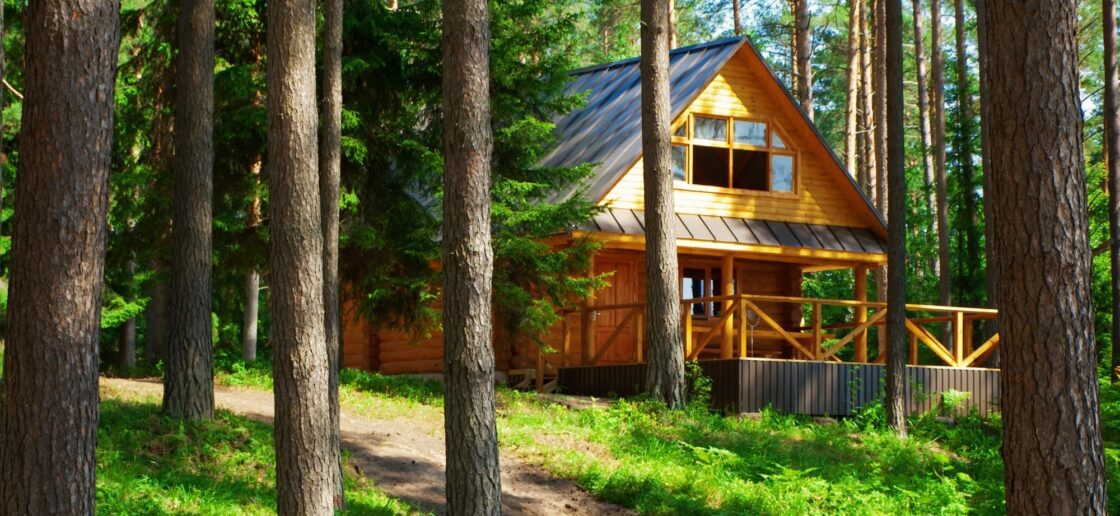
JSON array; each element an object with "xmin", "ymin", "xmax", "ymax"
[
  {"xmin": 954, "ymin": 0, "xmax": 978, "ymax": 302},
  {"xmin": 794, "ymin": 0, "xmax": 813, "ymax": 119},
  {"xmin": 931, "ymin": 0, "xmax": 951, "ymax": 307},
  {"xmin": 983, "ymin": 1, "xmax": 1107, "ymax": 511},
  {"xmin": 845, "ymin": 0, "xmax": 863, "ymax": 174},
  {"xmin": 242, "ymin": 270, "xmax": 259, "ymax": 361},
  {"xmin": 859, "ymin": 0, "xmax": 875, "ymax": 193},
  {"xmin": 872, "ymin": 0, "xmax": 888, "ymax": 354},
  {"xmin": 267, "ymin": 0, "xmax": 334, "ymax": 512},
  {"xmin": 642, "ymin": 0, "xmax": 688, "ymax": 408},
  {"xmin": 119, "ymin": 258, "xmax": 138, "ymax": 370},
  {"xmin": 733, "ymin": 0, "xmax": 743, "ymax": 36},
  {"xmin": 320, "ymin": 0, "xmax": 345, "ymax": 506},
  {"xmin": 913, "ymin": 0, "xmax": 938, "ymax": 275},
  {"xmin": 1106, "ymin": 0, "xmax": 1120, "ymax": 383},
  {"xmin": 0, "ymin": 1, "xmax": 120, "ymax": 511},
  {"xmin": 669, "ymin": 0, "xmax": 677, "ymax": 48},
  {"xmin": 243, "ymin": 158, "xmax": 262, "ymax": 362},
  {"xmin": 442, "ymin": 0, "xmax": 502, "ymax": 512},
  {"xmin": 165, "ymin": 0, "xmax": 216, "ymax": 421},
  {"xmin": 146, "ymin": 259, "xmax": 171, "ymax": 364},
  {"xmin": 975, "ymin": 0, "xmax": 998, "ymax": 364},
  {"xmin": 873, "ymin": 0, "xmax": 887, "ymax": 213},
  {"xmin": 884, "ymin": 0, "xmax": 907, "ymax": 436}
]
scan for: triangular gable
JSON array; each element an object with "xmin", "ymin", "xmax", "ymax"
[
  {"xmin": 543, "ymin": 38, "xmax": 745, "ymax": 202},
  {"xmin": 545, "ymin": 37, "xmax": 886, "ymax": 238}
]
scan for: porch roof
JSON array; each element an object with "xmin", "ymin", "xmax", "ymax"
[{"xmin": 581, "ymin": 208, "xmax": 886, "ymax": 255}]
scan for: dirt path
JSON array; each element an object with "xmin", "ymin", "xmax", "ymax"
[{"xmin": 99, "ymin": 378, "xmax": 631, "ymax": 516}]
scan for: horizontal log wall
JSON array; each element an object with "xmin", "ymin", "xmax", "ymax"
[{"xmin": 557, "ymin": 358, "xmax": 1000, "ymax": 416}]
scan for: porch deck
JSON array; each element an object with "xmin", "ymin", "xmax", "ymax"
[{"xmin": 532, "ymin": 293, "xmax": 1001, "ymax": 416}]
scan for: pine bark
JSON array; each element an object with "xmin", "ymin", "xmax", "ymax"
[
  {"xmin": 872, "ymin": 0, "xmax": 888, "ymax": 355},
  {"xmin": 243, "ymin": 158, "xmax": 262, "ymax": 362},
  {"xmin": 642, "ymin": 0, "xmax": 687, "ymax": 409},
  {"xmin": 930, "ymin": 0, "xmax": 951, "ymax": 307},
  {"xmin": 267, "ymin": 0, "xmax": 334, "ymax": 512},
  {"xmin": 442, "ymin": 0, "xmax": 503, "ymax": 512},
  {"xmin": 669, "ymin": 0, "xmax": 676, "ymax": 48},
  {"xmin": 982, "ymin": 1, "xmax": 1107, "ymax": 511},
  {"xmin": 119, "ymin": 258, "xmax": 138, "ymax": 370},
  {"xmin": 794, "ymin": 0, "xmax": 813, "ymax": 119},
  {"xmin": 320, "ymin": 0, "xmax": 345, "ymax": 505},
  {"xmin": 146, "ymin": 260, "xmax": 171, "ymax": 364},
  {"xmin": 859, "ymin": 0, "xmax": 875, "ymax": 193},
  {"xmin": 953, "ymin": 0, "xmax": 978, "ymax": 298},
  {"xmin": 884, "ymin": 0, "xmax": 907, "ymax": 436},
  {"xmin": 242, "ymin": 271, "xmax": 259, "ymax": 361},
  {"xmin": 0, "ymin": 1, "xmax": 120, "ymax": 512},
  {"xmin": 845, "ymin": 0, "xmax": 863, "ymax": 174},
  {"xmin": 164, "ymin": 0, "xmax": 216, "ymax": 421},
  {"xmin": 733, "ymin": 0, "xmax": 742, "ymax": 36},
  {"xmin": 913, "ymin": 0, "xmax": 938, "ymax": 266},
  {"xmin": 975, "ymin": 0, "xmax": 998, "ymax": 361},
  {"xmin": 1105, "ymin": 0, "xmax": 1120, "ymax": 383}
]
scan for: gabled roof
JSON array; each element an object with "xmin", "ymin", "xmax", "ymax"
[
  {"xmin": 544, "ymin": 38, "xmax": 745, "ymax": 202},
  {"xmin": 543, "ymin": 37, "xmax": 887, "ymax": 234}
]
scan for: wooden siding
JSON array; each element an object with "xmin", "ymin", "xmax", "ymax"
[
  {"xmin": 341, "ymin": 252, "xmax": 807, "ymax": 373},
  {"xmin": 600, "ymin": 51, "xmax": 880, "ymax": 232},
  {"xmin": 558, "ymin": 358, "xmax": 1001, "ymax": 416}
]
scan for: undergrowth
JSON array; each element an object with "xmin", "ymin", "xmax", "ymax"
[{"xmin": 96, "ymin": 397, "xmax": 420, "ymax": 515}]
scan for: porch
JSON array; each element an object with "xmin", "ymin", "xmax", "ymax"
[{"xmin": 528, "ymin": 292, "xmax": 1001, "ymax": 416}]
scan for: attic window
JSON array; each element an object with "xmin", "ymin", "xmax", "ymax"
[{"xmin": 670, "ymin": 114, "xmax": 797, "ymax": 194}]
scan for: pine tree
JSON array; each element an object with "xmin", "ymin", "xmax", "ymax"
[
  {"xmin": 320, "ymin": 0, "xmax": 345, "ymax": 505},
  {"xmin": 267, "ymin": 0, "xmax": 334, "ymax": 511},
  {"xmin": 884, "ymin": 0, "xmax": 907, "ymax": 436},
  {"xmin": 642, "ymin": 0, "xmax": 688, "ymax": 408},
  {"xmin": 164, "ymin": 0, "xmax": 216, "ymax": 421},
  {"xmin": 0, "ymin": 0, "xmax": 121, "ymax": 511},
  {"xmin": 983, "ymin": 0, "xmax": 1107, "ymax": 510},
  {"xmin": 441, "ymin": 0, "xmax": 503, "ymax": 511}
]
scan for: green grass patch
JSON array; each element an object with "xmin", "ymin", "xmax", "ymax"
[
  {"xmin": 96, "ymin": 396, "xmax": 420, "ymax": 515},
  {"xmin": 499, "ymin": 394, "xmax": 1002, "ymax": 515},
  {"xmin": 143, "ymin": 359, "xmax": 1120, "ymax": 514}
]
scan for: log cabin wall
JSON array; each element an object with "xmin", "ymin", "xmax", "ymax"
[{"xmin": 339, "ymin": 248, "xmax": 808, "ymax": 374}]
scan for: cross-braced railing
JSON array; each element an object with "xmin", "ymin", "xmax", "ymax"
[{"xmin": 550, "ymin": 294, "xmax": 999, "ymax": 371}]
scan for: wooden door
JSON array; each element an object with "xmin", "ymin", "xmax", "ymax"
[{"xmin": 593, "ymin": 256, "xmax": 638, "ymax": 363}]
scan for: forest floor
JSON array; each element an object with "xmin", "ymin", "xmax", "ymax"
[{"xmin": 99, "ymin": 377, "xmax": 632, "ymax": 515}]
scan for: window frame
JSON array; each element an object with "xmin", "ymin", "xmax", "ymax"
[
  {"xmin": 670, "ymin": 113, "xmax": 800, "ymax": 197},
  {"xmin": 679, "ymin": 258, "xmax": 736, "ymax": 319}
]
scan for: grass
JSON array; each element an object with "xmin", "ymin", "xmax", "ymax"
[
  {"xmin": 499, "ymin": 394, "xmax": 1003, "ymax": 514},
  {"xmin": 218, "ymin": 363, "xmax": 1008, "ymax": 514},
  {"xmin": 96, "ymin": 395, "xmax": 421, "ymax": 515}
]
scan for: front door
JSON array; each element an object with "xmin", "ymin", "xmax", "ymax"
[{"xmin": 593, "ymin": 255, "xmax": 638, "ymax": 363}]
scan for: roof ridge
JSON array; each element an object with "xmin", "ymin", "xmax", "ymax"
[{"xmin": 567, "ymin": 36, "xmax": 747, "ymax": 77}]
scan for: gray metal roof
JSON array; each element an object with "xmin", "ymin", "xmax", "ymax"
[
  {"xmin": 581, "ymin": 208, "xmax": 887, "ymax": 255},
  {"xmin": 543, "ymin": 38, "xmax": 746, "ymax": 202},
  {"xmin": 542, "ymin": 37, "xmax": 888, "ymax": 235}
]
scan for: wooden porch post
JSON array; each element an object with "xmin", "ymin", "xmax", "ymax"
[
  {"xmin": 721, "ymin": 253, "xmax": 734, "ymax": 359},
  {"xmin": 855, "ymin": 266, "xmax": 868, "ymax": 362}
]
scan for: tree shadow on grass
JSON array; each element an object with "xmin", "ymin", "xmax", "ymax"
[{"xmin": 556, "ymin": 401, "xmax": 1004, "ymax": 515}]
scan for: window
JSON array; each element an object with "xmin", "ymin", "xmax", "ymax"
[
  {"xmin": 670, "ymin": 114, "xmax": 797, "ymax": 194},
  {"xmin": 681, "ymin": 264, "xmax": 732, "ymax": 318}
]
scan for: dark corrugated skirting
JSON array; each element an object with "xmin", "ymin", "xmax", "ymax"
[{"xmin": 557, "ymin": 358, "xmax": 1001, "ymax": 416}]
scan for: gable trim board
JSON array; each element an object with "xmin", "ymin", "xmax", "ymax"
[{"xmin": 544, "ymin": 37, "xmax": 886, "ymax": 240}]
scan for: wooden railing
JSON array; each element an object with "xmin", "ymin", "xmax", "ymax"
[{"xmin": 558, "ymin": 294, "xmax": 999, "ymax": 370}]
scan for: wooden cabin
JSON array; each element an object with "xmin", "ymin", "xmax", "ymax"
[{"xmin": 342, "ymin": 38, "xmax": 1001, "ymax": 415}]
